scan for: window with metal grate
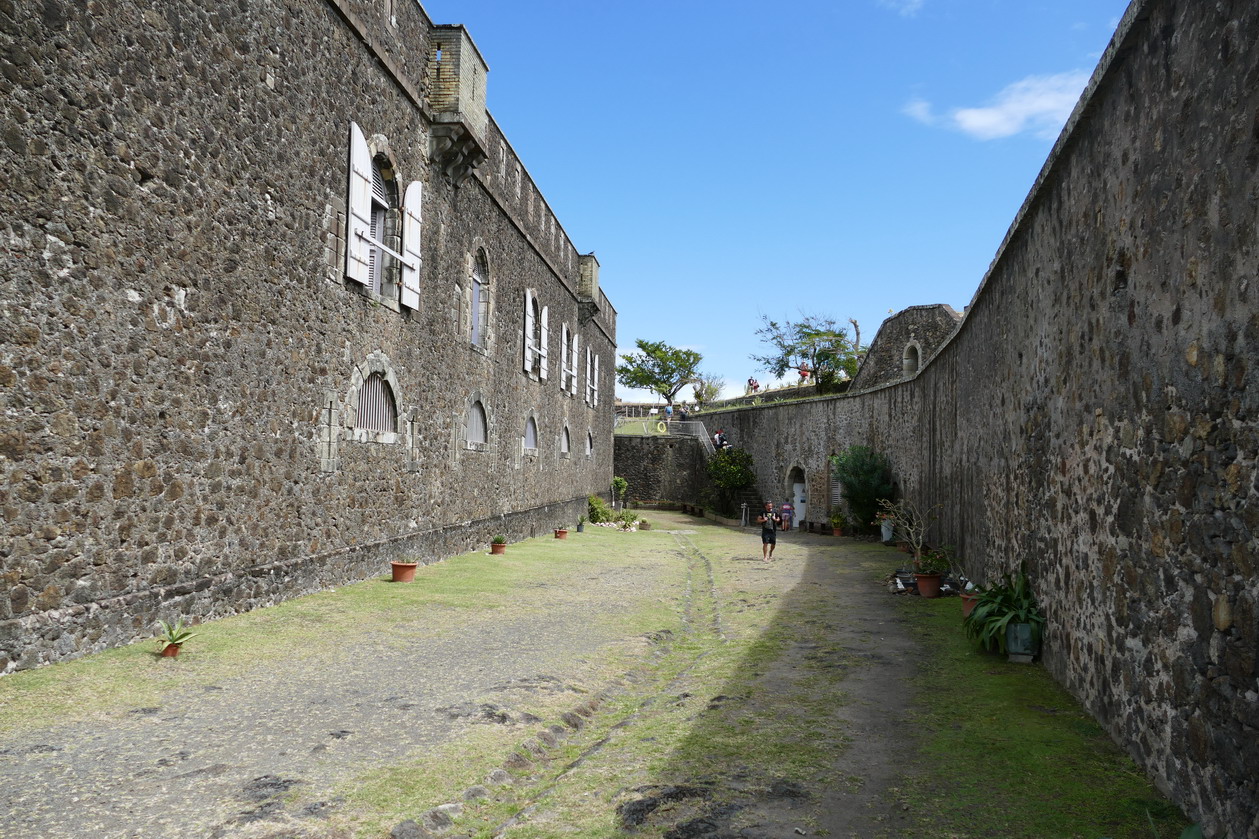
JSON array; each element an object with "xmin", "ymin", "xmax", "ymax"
[{"xmin": 357, "ymin": 372, "xmax": 397, "ymax": 433}]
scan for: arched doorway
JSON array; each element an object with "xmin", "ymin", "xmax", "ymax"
[{"xmin": 786, "ymin": 466, "xmax": 806, "ymax": 526}]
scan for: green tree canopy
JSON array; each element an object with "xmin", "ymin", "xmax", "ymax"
[
  {"xmin": 750, "ymin": 314, "xmax": 864, "ymax": 388},
  {"xmin": 691, "ymin": 372, "xmax": 724, "ymax": 406},
  {"xmin": 616, "ymin": 339, "xmax": 702, "ymax": 404},
  {"xmin": 829, "ymin": 445, "xmax": 893, "ymax": 534},
  {"xmin": 706, "ymin": 447, "xmax": 756, "ymax": 516}
]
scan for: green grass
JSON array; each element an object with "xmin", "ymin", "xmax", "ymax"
[{"xmin": 892, "ymin": 595, "xmax": 1193, "ymax": 839}]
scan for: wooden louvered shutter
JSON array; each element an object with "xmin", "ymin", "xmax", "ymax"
[
  {"xmin": 570, "ymin": 333, "xmax": 580, "ymax": 395},
  {"xmin": 592, "ymin": 354, "xmax": 600, "ymax": 407},
  {"xmin": 560, "ymin": 324, "xmax": 570, "ymax": 390},
  {"xmin": 345, "ymin": 122, "xmax": 373, "ymax": 285},
  {"xmin": 539, "ymin": 306, "xmax": 550, "ymax": 381},
  {"xmin": 523, "ymin": 291, "xmax": 535, "ymax": 373},
  {"xmin": 399, "ymin": 181, "xmax": 422, "ymax": 310}
]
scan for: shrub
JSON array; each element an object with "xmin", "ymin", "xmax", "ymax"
[
  {"xmin": 829, "ymin": 446, "xmax": 893, "ymax": 535},
  {"xmin": 706, "ymin": 447, "xmax": 756, "ymax": 517},
  {"xmin": 588, "ymin": 494, "xmax": 613, "ymax": 523}
]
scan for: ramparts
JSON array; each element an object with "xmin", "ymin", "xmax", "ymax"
[{"xmin": 695, "ymin": 2, "xmax": 1258, "ymax": 835}]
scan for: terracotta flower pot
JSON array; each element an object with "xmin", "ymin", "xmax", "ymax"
[
  {"xmin": 960, "ymin": 591, "xmax": 980, "ymax": 618},
  {"xmin": 914, "ymin": 572, "xmax": 943, "ymax": 598},
  {"xmin": 831, "ymin": 527, "xmax": 843, "ymax": 537},
  {"xmin": 554, "ymin": 529, "xmax": 568, "ymax": 539},
  {"xmin": 391, "ymin": 561, "xmax": 418, "ymax": 583},
  {"xmin": 490, "ymin": 543, "xmax": 506, "ymax": 555},
  {"xmin": 160, "ymin": 643, "xmax": 182, "ymax": 658}
]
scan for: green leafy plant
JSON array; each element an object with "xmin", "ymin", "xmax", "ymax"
[
  {"xmin": 588, "ymin": 494, "xmax": 613, "ymax": 523},
  {"xmin": 916, "ymin": 546, "xmax": 952, "ymax": 575},
  {"xmin": 611, "ymin": 476, "xmax": 628, "ymax": 504},
  {"xmin": 491, "ymin": 534, "xmax": 507, "ymax": 545},
  {"xmin": 615, "ymin": 339, "xmax": 702, "ymax": 405},
  {"xmin": 828, "ymin": 509, "xmax": 847, "ymax": 529},
  {"xmin": 829, "ymin": 446, "xmax": 893, "ymax": 534},
  {"xmin": 963, "ymin": 567, "xmax": 1045, "ymax": 654},
  {"xmin": 705, "ymin": 447, "xmax": 756, "ymax": 517},
  {"xmin": 577, "ymin": 515, "xmax": 587, "ymax": 525},
  {"xmin": 157, "ymin": 618, "xmax": 198, "ymax": 652}
]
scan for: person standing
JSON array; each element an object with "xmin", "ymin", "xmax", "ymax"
[
  {"xmin": 780, "ymin": 499, "xmax": 794, "ymax": 531},
  {"xmin": 758, "ymin": 501, "xmax": 781, "ymax": 561}
]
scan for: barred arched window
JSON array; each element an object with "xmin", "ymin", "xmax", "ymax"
[{"xmin": 357, "ymin": 372, "xmax": 397, "ymax": 433}]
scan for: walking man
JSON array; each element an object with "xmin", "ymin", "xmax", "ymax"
[{"xmin": 758, "ymin": 501, "xmax": 781, "ymax": 561}]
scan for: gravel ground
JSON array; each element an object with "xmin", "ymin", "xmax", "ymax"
[{"xmin": 0, "ymin": 514, "xmax": 922, "ymax": 839}]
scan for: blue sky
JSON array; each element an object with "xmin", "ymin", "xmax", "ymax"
[{"xmin": 419, "ymin": 0, "xmax": 1132, "ymax": 400}]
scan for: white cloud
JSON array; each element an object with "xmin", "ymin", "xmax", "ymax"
[
  {"xmin": 901, "ymin": 96, "xmax": 936, "ymax": 125},
  {"xmin": 949, "ymin": 71, "xmax": 1091, "ymax": 140},
  {"xmin": 878, "ymin": 0, "xmax": 924, "ymax": 18}
]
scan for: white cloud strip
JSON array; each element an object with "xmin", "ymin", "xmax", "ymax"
[
  {"xmin": 878, "ymin": 0, "xmax": 924, "ymax": 17},
  {"xmin": 905, "ymin": 71, "xmax": 1092, "ymax": 141}
]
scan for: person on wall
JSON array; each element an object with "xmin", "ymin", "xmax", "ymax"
[{"xmin": 758, "ymin": 501, "xmax": 782, "ymax": 561}]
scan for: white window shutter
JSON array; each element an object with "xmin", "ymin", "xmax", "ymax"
[
  {"xmin": 345, "ymin": 122, "xmax": 373, "ymax": 285},
  {"xmin": 570, "ymin": 333, "xmax": 580, "ymax": 395},
  {"xmin": 539, "ymin": 306, "xmax": 550, "ymax": 381},
  {"xmin": 593, "ymin": 354, "xmax": 600, "ymax": 407},
  {"xmin": 399, "ymin": 181, "xmax": 422, "ymax": 310},
  {"xmin": 523, "ymin": 290, "xmax": 535, "ymax": 373},
  {"xmin": 585, "ymin": 347, "xmax": 592, "ymax": 404},
  {"xmin": 560, "ymin": 324, "xmax": 570, "ymax": 389}
]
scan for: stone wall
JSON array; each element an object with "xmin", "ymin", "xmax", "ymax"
[
  {"xmin": 698, "ymin": 2, "xmax": 1258, "ymax": 835},
  {"xmin": 0, "ymin": 0, "xmax": 616, "ymax": 672},
  {"xmin": 849, "ymin": 304, "xmax": 962, "ymax": 391},
  {"xmin": 613, "ymin": 435, "xmax": 706, "ymax": 505}
]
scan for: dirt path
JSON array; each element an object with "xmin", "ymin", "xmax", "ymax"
[{"xmin": 0, "ymin": 513, "xmax": 923, "ymax": 838}]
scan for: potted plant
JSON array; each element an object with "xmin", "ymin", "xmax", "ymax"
[
  {"xmin": 490, "ymin": 535, "xmax": 508, "ymax": 555},
  {"xmin": 391, "ymin": 559, "xmax": 419, "ymax": 582},
  {"xmin": 913, "ymin": 546, "xmax": 951, "ymax": 598},
  {"xmin": 156, "ymin": 618, "xmax": 198, "ymax": 658},
  {"xmin": 576, "ymin": 515, "xmax": 586, "ymax": 533},
  {"xmin": 828, "ymin": 509, "xmax": 847, "ymax": 536},
  {"xmin": 877, "ymin": 498, "xmax": 942, "ymax": 595},
  {"xmin": 611, "ymin": 476, "xmax": 628, "ymax": 510},
  {"xmin": 639, "ymin": 518, "xmax": 651, "ymax": 531},
  {"xmin": 873, "ymin": 511, "xmax": 895, "ymax": 544},
  {"xmin": 963, "ymin": 567, "xmax": 1046, "ymax": 662},
  {"xmin": 554, "ymin": 526, "xmax": 569, "ymax": 539}
]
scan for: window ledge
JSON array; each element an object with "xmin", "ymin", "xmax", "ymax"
[{"xmin": 351, "ymin": 428, "xmax": 398, "ymax": 444}]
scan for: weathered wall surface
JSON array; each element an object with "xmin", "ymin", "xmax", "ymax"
[
  {"xmin": 0, "ymin": 0, "xmax": 615, "ymax": 672},
  {"xmin": 849, "ymin": 304, "xmax": 962, "ymax": 391},
  {"xmin": 698, "ymin": 2, "xmax": 1259, "ymax": 835},
  {"xmin": 613, "ymin": 436, "xmax": 706, "ymax": 505}
]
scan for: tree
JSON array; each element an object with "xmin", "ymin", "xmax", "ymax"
[
  {"xmin": 749, "ymin": 314, "xmax": 864, "ymax": 388},
  {"xmin": 706, "ymin": 447, "xmax": 756, "ymax": 516},
  {"xmin": 616, "ymin": 339, "xmax": 702, "ymax": 405},
  {"xmin": 691, "ymin": 373, "xmax": 724, "ymax": 406},
  {"xmin": 829, "ymin": 446, "xmax": 893, "ymax": 535}
]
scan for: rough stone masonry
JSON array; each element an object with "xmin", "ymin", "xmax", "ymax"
[{"xmin": 0, "ymin": 0, "xmax": 616, "ymax": 673}]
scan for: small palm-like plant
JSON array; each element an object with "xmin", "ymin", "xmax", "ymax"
[
  {"xmin": 963, "ymin": 568, "xmax": 1045, "ymax": 654},
  {"xmin": 157, "ymin": 618, "xmax": 198, "ymax": 653}
]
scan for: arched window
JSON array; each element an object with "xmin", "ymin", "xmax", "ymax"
[
  {"xmin": 471, "ymin": 252, "xmax": 488, "ymax": 348},
  {"xmin": 466, "ymin": 400, "xmax": 488, "ymax": 446},
  {"xmin": 523, "ymin": 416, "xmax": 538, "ymax": 451},
  {"xmin": 561, "ymin": 426, "xmax": 571, "ymax": 457},
  {"xmin": 902, "ymin": 344, "xmax": 920, "ymax": 376},
  {"xmin": 586, "ymin": 431, "xmax": 594, "ymax": 458},
  {"xmin": 357, "ymin": 372, "xmax": 397, "ymax": 433}
]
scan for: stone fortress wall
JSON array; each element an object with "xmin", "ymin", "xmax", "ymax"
[
  {"xmin": 697, "ymin": 2, "xmax": 1258, "ymax": 835},
  {"xmin": 0, "ymin": 0, "xmax": 616, "ymax": 672}
]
